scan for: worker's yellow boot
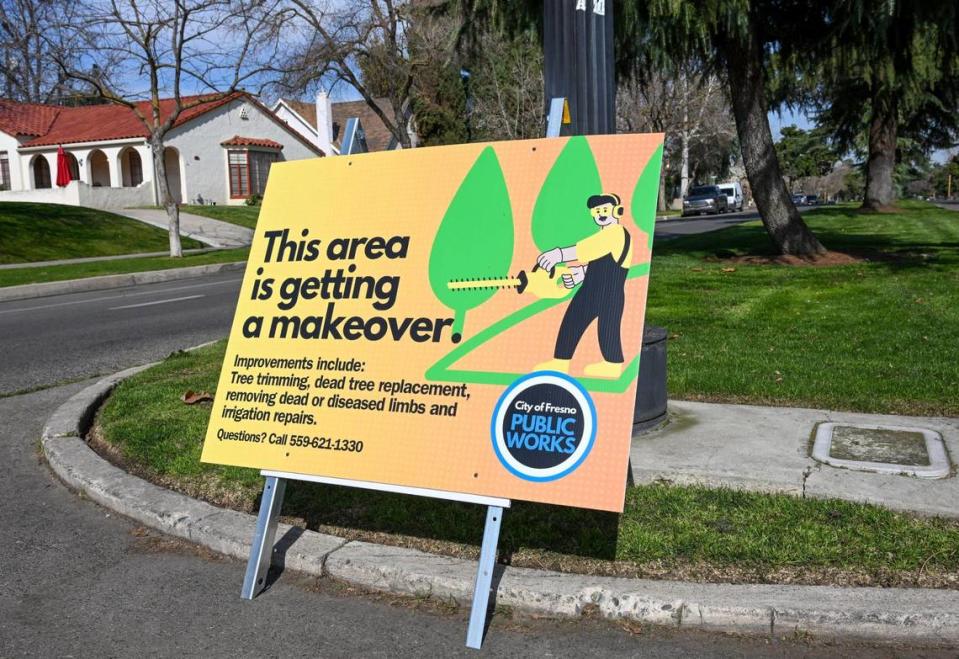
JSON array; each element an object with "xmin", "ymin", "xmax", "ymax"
[
  {"xmin": 535, "ymin": 358, "xmax": 570, "ymax": 373},
  {"xmin": 583, "ymin": 360, "xmax": 622, "ymax": 379}
]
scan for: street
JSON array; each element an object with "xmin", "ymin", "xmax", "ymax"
[{"xmin": 0, "ymin": 271, "xmax": 243, "ymax": 395}]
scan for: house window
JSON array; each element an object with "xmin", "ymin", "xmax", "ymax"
[
  {"xmin": 33, "ymin": 156, "xmax": 51, "ymax": 189},
  {"xmin": 228, "ymin": 150, "xmax": 249, "ymax": 198},
  {"xmin": 228, "ymin": 149, "xmax": 278, "ymax": 198},
  {"xmin": 0, "ymin": 152, "xmax": 9, "ymax": 191}
]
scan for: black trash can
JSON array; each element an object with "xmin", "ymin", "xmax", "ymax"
[{"xmin": 633, "ymin": 325, "xmax": 668, "ymax": 432}]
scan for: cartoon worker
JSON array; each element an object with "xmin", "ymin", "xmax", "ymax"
[{"xmin": 535, "ymin": 193, "xmax": 632, "ymax": 379}]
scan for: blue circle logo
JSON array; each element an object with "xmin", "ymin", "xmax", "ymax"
[{"xmin": 490, "ymin": 371, "xmax": 597, "ymax": 482}]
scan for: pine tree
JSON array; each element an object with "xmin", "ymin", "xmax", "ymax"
[{"xmin": 809, "ymin": 0, "xmax": 959, "ymax": 210}]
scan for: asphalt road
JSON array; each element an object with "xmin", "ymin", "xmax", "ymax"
[
  {"xmin": 1, "ymin": 217, "xmax": 949, "ymax": 656},
  {"xmin": 0, "ymin": 270, "xmax": 243, "ymax": 395}
]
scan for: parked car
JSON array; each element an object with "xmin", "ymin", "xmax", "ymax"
[
  {"xmin": 805, "ymin": 194, "xmax": 819, "ymax": 205},
  {"xmin": 682, "ymin": 185, "xmax": 729, "ymax": 216},
  {"xmin": 718, "ymin": 181, "xmax": 744, "ymax": 212},
  {"xmin": 791, "ymin": 193, "xmax": 806, "ymax": 205}
]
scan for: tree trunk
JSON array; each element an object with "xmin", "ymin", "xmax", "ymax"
[
  {"xmin": 658, "ymin": 163, "xmax": 668, "ymax": 212},
  {"xmin": 862, "ymin": 93, "xmax": 897, "ymax": 210},
  {"xmin": 723, "ymin": 28, "xmax": 825, "ymax": 256},
  {"xmin": 151, "ymin": 135, "xmax": 183, "ymax": 257}
]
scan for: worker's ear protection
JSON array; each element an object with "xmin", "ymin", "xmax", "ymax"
[{"xmin": 608, "ymin": 193, "xmax": 625, "ymax": 218}]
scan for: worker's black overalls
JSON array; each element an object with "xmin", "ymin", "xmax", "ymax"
[{"xmin": 553, "ymin": 227, "xmax": 631, "ymax": 363}]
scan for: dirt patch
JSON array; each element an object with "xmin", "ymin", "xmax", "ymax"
[
  {"xmin": 127, "ymin": 525, "xmax": 225, "ymax": 562},
  {"xmin": 714, "ymin": 250, "xmax": 864, "ymax": 267},
  {"xmin": 708, "ymin": 248, "xmax": 940, "ymax": 267}
]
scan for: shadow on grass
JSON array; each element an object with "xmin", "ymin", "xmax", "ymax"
[
  {"xmin": 280, "ymin": 481, "xmax": 621, "ymax": 562},
  {"xmin": 654, "ymin": 204, "xmax": 959, "ymax": 268}
]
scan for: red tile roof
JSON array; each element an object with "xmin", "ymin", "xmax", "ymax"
[
  {"xmin": 20, "ymin": 94, "xmax": 243, "ymax": 147},
  {"xmin": 0, "ymin": 92, "xmax": 323, "ymax": 156},
  {"xmin": 0, "ymin": 99, "xmax": 60, "ymax": 137},
  {"xmin": 221, "ymin": 135, "xmax": 284, "ymax": 149}
]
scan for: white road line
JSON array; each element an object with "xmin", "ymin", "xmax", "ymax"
[
  {"xmin": 109, "ymin": 294, "xmax": 206, "ymax": 310},
  {"xmin": 0, "ymin": 277, "xmax": 242, "ymax": 316}
]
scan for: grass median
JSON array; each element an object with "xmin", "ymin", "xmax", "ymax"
[
  {"xmin": 0, "ymin": 202, "xmax": 203, "ymax": 264},
  {"xmin": 649, "ymin": 200, "xmax": 959, "ymax": 416},
  {"xmin": 0, "ymin": 248, "xmax": 249, "ymax": 288},
  {"xmin": 94, "ymin": 342, "xmax": 959, "ymax": 589}
]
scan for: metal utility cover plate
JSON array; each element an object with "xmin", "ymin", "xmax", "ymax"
[{"xmin": 812, "ymin": 422, "xmax": 951, "ymax": 479}]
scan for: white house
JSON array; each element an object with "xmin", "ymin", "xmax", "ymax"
[
  {"xmin": 0, "ymin": 92, "xmax": 323, "ymax": 209},
  {"xmin": 272, "ymin": 91, "xmax": 405, "ymax": 154}
]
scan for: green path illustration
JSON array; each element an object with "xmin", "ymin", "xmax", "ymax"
[{"xmin": 424, "ymin": 264, "xmax": 650, "ymax": 393}]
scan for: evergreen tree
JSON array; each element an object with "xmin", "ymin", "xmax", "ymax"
[{"xmin": 810, "ymin": 0, "xmax": 959, "ymax": 210}]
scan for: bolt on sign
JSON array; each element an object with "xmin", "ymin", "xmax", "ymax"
[{"xmin": 201, "ymin": 133, "xmax": 664, "ymax": 512}]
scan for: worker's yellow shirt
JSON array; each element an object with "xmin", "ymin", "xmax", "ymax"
[{"xmin": 575, "ymin": 224, "xmax": 633, "ymax": 265}]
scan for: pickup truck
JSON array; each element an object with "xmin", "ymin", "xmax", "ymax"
[{"xmin": 682, "ymin": 185, "xmax": 729, "ymax": 216}]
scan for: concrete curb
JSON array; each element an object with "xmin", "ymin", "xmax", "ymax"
[
  {"xmin": 0, "ymin": 262, "xmax": 246, "ymax": 303},
  {"xmin": 41, "ymin": 370, "xmax": 959, "ymax": 644}
]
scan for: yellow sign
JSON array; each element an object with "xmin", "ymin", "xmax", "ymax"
[{"xmin": 201, "ymin": 134, "xmax": 664, "ymax": 512}]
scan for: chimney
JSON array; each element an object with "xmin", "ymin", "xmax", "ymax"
[{"xmin": 315, "ymin": 89, "xmax": 333, "ymax": 154}]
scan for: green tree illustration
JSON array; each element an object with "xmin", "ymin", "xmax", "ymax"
[
  {"xmin": 530, "ymin": 136, "xmax": 603, "ymax": 251},
  {"xmin": 630, "ymin": 143, "xmax": 664, "ymax": 248},
  {"xmin": 429, "ymin": 146, "xmax": 514, "ymax": 338}
]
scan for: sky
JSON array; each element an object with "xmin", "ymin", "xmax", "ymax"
[
  {"xmin": 768, "ymin": 107, "xmax": 813, "ymax": 141},
  {"xmin": 768, "ymin": 105, "xmax": 955, "ymax": 164}
]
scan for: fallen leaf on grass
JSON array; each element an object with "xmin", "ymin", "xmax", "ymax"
[{"xmin": 181, "ymin": 390, "xmax": 214, "ymax": 405}]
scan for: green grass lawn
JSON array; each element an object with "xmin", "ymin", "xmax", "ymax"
[
  {"xmin": 646, "ymin": 200, "xmax": 959, "ymax": 416},
  {"xmin": 0, "ymin": 248, "xmax": 249, "ymax": 288},
  {"xmin": 95, "ymin": 342, "xmax": 959, "ymax": 588},
  {"xmin": 0, "ymin": 202, "xmax": 203, "ymax": 264},
  {"xmin": 181, "ymin": 204, "xmax": 260, "ymax": 229}
]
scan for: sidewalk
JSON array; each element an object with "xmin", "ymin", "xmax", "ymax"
[
  {"xmin": 118, "ymin": 208, "xmax": 253, "ymax": 248},
  {"xmin": 631, "ymin": 400, "xmax": 958, "ymax": 518}
]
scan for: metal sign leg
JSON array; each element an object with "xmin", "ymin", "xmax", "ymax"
[
  {"xmin": 465, "ymin": 505, "xmax": 505, "ymax": 649},
  {"xmin": 241, "ymin": 476, "xmax": 287, "ymax": 600}
]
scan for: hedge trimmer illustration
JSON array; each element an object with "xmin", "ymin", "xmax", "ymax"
[{"xmin": 446, "ymin": 263, "xmax": 571, "ymax": 299}]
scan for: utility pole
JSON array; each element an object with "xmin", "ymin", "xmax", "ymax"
[{"xmin": 543, "ymin": 0, "xmax": 615, "ymax": 135}]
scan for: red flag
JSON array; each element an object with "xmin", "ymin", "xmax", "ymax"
[{"xmin": 56, "ymin": 145, "xmax": 73, "ymax": 187}]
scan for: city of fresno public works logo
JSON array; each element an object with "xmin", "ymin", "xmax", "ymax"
[{"xmin": 491, "ymin": 371, "xmax": 597, "ymax": 482}]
